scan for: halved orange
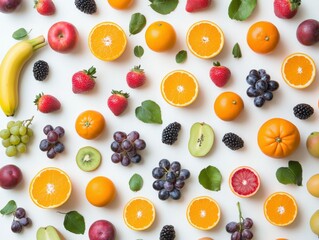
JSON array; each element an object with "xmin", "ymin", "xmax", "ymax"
[
  {"xmin": 186, "ymin": 196, "xmax": 220, "ymax": 230},
  {"xmin": 29, "ymin": 167, "xmax": 72, "ymax": 209},
  {"xmin": 123, "ymin": 197, "xmax": 156, "ymax": 231},
  {"xmin": 281, "ymin": 52, "xmax": 316, "ymax": 89},
  {"xmin": 264, "ymin": 192, "xmax": 298, "ymax": 226},
  {"xmin": 186, "ymin": 20, "xmax": 224, "ymax": 59},
  {"xmin": 88, "ymin": 22, "xmax": 127, "ymax": 61},
  {"xmin": 161, "ymin": 70, "xmax": 199, "ymax": 107}
]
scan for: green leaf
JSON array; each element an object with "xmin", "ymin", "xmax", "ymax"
[
  {"xmin": 134, "ymin": 45, "xmax": 144, "ymax": 58},
  {"xmin": 288, "ymin": 160, "xmax": 303, "ymax": 186},
  {"xmin": 129, "ymin": 173, "xmax": 143, "ymax": 192},
  {"xmin": 12, "ymin": 28, "xmax": 29, "ymax": 40},
  {"xmin": 0, "ymin": 200, "xmax": 17, "ymax": 215},
  {"xmin": 276, "ymin": 161, "xmax": 303, "ymax": 186},
  {"xmin": 149, "ymin": 0, "xmax": 179, "ymax": 15},
  {"xmin": 175, "ymin": 50, "xmax": 187, "ymax": 63},
  {"xmin": 232, "ymin": 43, "xmax": 242, "ymax": 58},
  {"xmin": 198, "ymin": 166, "xmax": 222, "ymax": 191},
  {"xmin": 129, "ymin": 13, "xmax": 147, "ymax": 35},
  {"xmin": 228, "ymin": 0, "xmax": 257, "ymax": 21},
  {"xmin": 63, "ymin": 211, "xmax": 85, "ymax": 234},
  {"xmin": 135, "ymin": 100, "xmax": 163, "ymax": 124}
]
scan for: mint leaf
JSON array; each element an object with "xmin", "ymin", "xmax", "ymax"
[
  {"xmin": 134, "ymin": 45, "xmax": 144, "ymax": 58},
  {"xmin": 149, "ymin": 0, "xmax": 179, "ymax": 15},
  {"xmin": 63, "ymin": 211, "xmax": 85, "ymax": 234},
  {"xmin": 0, "ymin": 200, "xmax": 17, "ymax": 215},
  {"xmin": 198, "ymin": 166, "xmax": 222, "ymax": 191},
  {"xmin": 276, "ymin": 161, "xmax": 302, "ymax": 186},
  {"xmin": 232, "ymin": 43, "xmax": 242, "ymax": 58},
  {"xmin": 12, "ymin": 28, "xmax": 30, "ymax": 40},
  {"xmin": 129, "ymin": 13, "xmax": 147, "ymax": 35},
  {"xmin": 228, "ymin": 0, "xmax": 257, "ymax": 21},
  {"xmin": 129, "ymin": 173, "xmax": 143, "ymax": 192},
  {"xmin": 135, "ymin": 100, "xmax": 162, "ymax": 124},
  {"xmin": 175, "ymin": 50, "xmax": 187, "ymax": 63}
]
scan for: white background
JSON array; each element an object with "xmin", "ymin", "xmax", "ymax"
[{"xmin": 0, "ymin": 0, "xmax": 319, "ymax": 239}]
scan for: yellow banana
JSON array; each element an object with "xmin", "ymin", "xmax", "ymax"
[{"xmin": 0, "ymin": 36, "xmax": 46, "ymax": 116}]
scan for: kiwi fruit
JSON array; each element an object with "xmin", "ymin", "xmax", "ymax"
[
  {"xmin": 76, "ymin": 146, "xmax": 102, "ymax": 172},
  {"xmin": 188, "ymin": 122, "xmax": 214, "ymax": 157}
]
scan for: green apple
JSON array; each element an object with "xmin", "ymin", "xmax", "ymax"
[
  {"xmin": 307, "ymin": 132, "xmax": 319, "ymax": 158},
  {"xmin": 36, "ymin": 226, "xmax": 62, "ymax": 240}
]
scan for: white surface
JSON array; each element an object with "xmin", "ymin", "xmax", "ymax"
[{"xmin": 0, "ymin": 0, "xmax": 319, "ymax": 239}]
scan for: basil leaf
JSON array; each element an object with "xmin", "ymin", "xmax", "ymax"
[
  {"xmin": 228, "ymin": 0, "xmax": 257, "ymax": 21},
  {"xmin": 0, "ymin": 200, "xmax": 17, "ymax": 215},
  {"xmin": 175, "ymin": 50, "xmax": 187, "ymax": 63},
  {"xmin": 149, "ymin": 0, "xmax": 179, "ymax": 15},
  {"xmin": 135, "ymin": 100, "xmax": 163, "ymax": 124},
  {"xmin": 232, "ymin": 43, "xmax": 242, "ymax": 58},
  {"xmin": 288, "ymin": 160, "xmax": 302, "ymax": 186},
  {"xmin": 12, "ymin": 28, "xmax": 29, "ymax": 40},
  {"xmin": 129, "ymin": 13, "xmax": 147, "ymax": 35},
  {"xmin": 63, "ymin": 211, "xmax": 85, "ymax": 234},
  {"xmin": 134, "ymin": 45, "xmax": 144, "ymax": 58},
  {"xmin": 198, "ymin": 166, "xmax": 222, "ymax": 191},
  {"xmin": 129, "ymin": 173, "xmax": 143, "ymax": 192},
  {"xmin": 276, "ymin": 167, "xmax": 296, "ymax": 185}
]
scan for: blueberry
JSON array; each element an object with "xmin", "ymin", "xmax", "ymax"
[
  {"xmin": 254, "ymin": 96, "xmax": 265, "ymax": 107},
  {"xmin": 268, "ymin": 80, "xmax": 279, "ymax": 91},
  {"xmin": 255, "ymin": 80, "xmax": 268, "ymax": 92},
  {"xmin": 249, "ymin": 69, "xmax": 259, "ymax": 77},
  {"xmin": 246, "ymin": 86, "xmax": 259, "ymax": 97},
  {"xmin": 263, "ymin": 91, "xmax": 273, "ymax": 101},
  {"xmin": 152, "ymin": 167, "xmax": 165, "ymax": 179},
  {"xmin": 261, "ymin": 74, "xmax": 270, "ymax": 81},
  {"xmin": 246, "ymin": 74, "xmax": 259, "ymax": 85},
  {"xmin": 258, "ymin": 69, "xmax": 266, "ymax": 76}
]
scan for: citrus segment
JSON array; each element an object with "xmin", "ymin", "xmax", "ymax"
[
  {"xmin": 264, "ymin": 192, "xmax": 298, "ymax": 226},
  {"xmin": 281, "ymin": 53, "xmax": 316, "ymax": 89},
  {"xmin": 88, "ymin": 22, "xmax": 127, "ymax": 61},
  {"xmin": 161, "ymin": 70, "xmax": 199, "ymax": 107},
  {"xmin": 123, "ymin": 197, "xmax": 156, "ymax": 231},
  {"xmin": 186, "ymin": 196, "xmax": 220, "ymax": 230},
  {"xmin": 29, "ymin": 167, "xmax": 72, "ymax": 209},
  {"xmin": 186, "ymin": 20, "xmax": 224, "ymax": 59},
  {"xmin": 229, "ymin": 166, "xmax": 260, "ymax": 198}
]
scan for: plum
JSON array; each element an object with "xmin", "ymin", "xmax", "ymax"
[
  {"xmin": 0, "ymin": 164, "xmax": 22, "ymax": 189},
  {"xmin": 0, "ymin": 0, "xmax": 22, "ymax": 13},
  {"xmin": 296, "ymin": 19, "xmax": 319, "ymax": 46},
  {"xmin": 88, "ymin": 220, "xmax": 115, "ymax": 240}
]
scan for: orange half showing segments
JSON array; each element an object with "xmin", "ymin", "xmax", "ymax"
[
  {"xmin": 88, "ymin": 22, "xmax": 127, "ymax": 61},
  {"xmin": 186, "ymin": 20, "xmax": 224, "ymax": 59},
  {"xmin": 29, "ymin": 167, "xmax": 72, "ymax": 209}
]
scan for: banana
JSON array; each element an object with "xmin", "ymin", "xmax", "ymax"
[{"xmin": 0, "ymin": 36, "xmax": 46, "ymax": 116}]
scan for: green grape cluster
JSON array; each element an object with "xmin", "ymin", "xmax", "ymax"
[{"xmin": 0, "ymin": 117, "xmax": 34, "ymax": 157}]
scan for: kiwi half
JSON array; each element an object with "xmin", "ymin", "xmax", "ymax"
[
  {"xmin": 76, "ymin": 146, "xmax": 102, "ymax": 172},
  {"xmin": 188, "ymin": 122, "xmax": 214, "ymax": 157}
]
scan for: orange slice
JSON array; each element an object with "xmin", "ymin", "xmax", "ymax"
[
  {"xmin": 29, "ymin": 167, "xmax": 72, "ymax": 209},
  {"xmin": 264, "ymin": 192, "xmax": 298, "ymax": 226},
  {"xmin": 161, "ymin": 70, "xmax": 199, "ymax": 107},
  {"xmin": 186, "ymin": 196, "xmax": 220, "ymax": 230},
  {"xmin": 186, "ymin": 20, "xmax": 224, "ymax": 59},
  {"xmin": 281, "ymin": 53, "xmax": 316, "ymax": 89},
  {"xmin": 123, "ymin": 197, "xmax": 156, "ymax": 231},
  {"xmin": 88, "ymin": 22, "xmax": 127, "ymax": 61}
]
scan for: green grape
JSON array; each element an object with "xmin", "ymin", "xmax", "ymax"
[
  {"xmin": 27, "ymin": 128, "xmax": 33, "ymax": 137},
  {"xmin": 14, "ymin": 121, "xmax": 22, "ymax": 127},
  {"xmin": 6, "ymin": 146, "xmax": 17, "ymax": 157},
  {"xmin": 2, "ymin": 139, "xmax": 11, "ymax": 148},
  {"xmin": 10, "ymin": 126, "xmax": 20, "ymax": 136},
  {"xmin": 7, "ymin": 121, "xmax": 15, "ymax": 129},
  {"xmin": 16, "ymin": 143, "xmax": 26, "ymax": 153},
  {"xmin": 10, "ymin": 135, "xmax": 20, "ymax": 145},
  {"xmin": 20, "ymin": 135, "xmax": 30, "ymax": 144},
  {"xmin": 0, "ymin": 129, "xmax": 10, "ymax": 139},
  {"xmin": 19, "ymin": 126, "xmax": 27, "ymax": 136}
]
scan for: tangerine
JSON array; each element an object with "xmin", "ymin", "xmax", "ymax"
[
  {"xmin": 75, "ymin": 110, "xmax": 105, "ymax": 140},
  {"xmin": 107, "ymin": 0, "xmax": 133, "ymax": 9},
  {"xmin": 214, "ymin": 91, "xmax": 244, "ymax": 121}
]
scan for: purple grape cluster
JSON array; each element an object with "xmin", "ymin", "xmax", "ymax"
[
  {"xmin": 11, "ymin": 207, "xmax": 32, "ymax": 233},
  {"xmin": 110, "ymin": 131, "xmax": 146, "ymax": 166},
  {"xmin": 39, "ymin": 125, "xmax": 65, "ymax": 159},
  {"xmin": 246, "ymin": 69, "xmax": 279, "ymax": 107},
  {"xmin": 152, "ymin": 159, "xmax": 190, "ymax": 200}
]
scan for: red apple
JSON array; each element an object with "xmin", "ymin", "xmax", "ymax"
[
  {"xmin": 0, "ymin": 164, "xmax": 22, "ymax": 189},
  {"xmin": 88, "ymin": 220, "xmax": 116, "ymax": 240},
  {"xmin": 48, "ymin": 21, "xmax": 78, "ymax": 53}
]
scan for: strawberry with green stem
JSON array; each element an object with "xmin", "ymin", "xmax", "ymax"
[
  {"xmin": 107, "ymin": 90, "xmax": 129, "ymax": 116},
  {"xmin": 209, "ymin": 61, "xmax": 231, "ymax": 88},
  {"xmin": 72, "ymin": 66, "xmax": 96, "ymax": 94},
  {"xmin": 34, "ymin": 93, "xmax": 61, "ymax": 113},
  {"xmin": 274, "ymin": 0, "xmax": 301, "ymax": 19},
  {"xmin": 126, "ymin": 65, "xmax": 146, "ymax": 89}
]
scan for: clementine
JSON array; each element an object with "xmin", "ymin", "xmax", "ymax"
[
  {"xmin": 108, "ymin": 0, "xmax": 133, "ymax": 9},
  {"xmin": 75, "ymin": 110, "xmax": 105, "ymax": 140},
  {"xmin": 214, "ymin": 91, "xmax": 244, "ymax": 121}
]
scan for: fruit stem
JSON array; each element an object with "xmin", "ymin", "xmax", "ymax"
[
  {"xmin": 27, "ymin": 35, "xmax": 46, "ymax": 51},
  {"xmin": 237, "ymin": 202, "xmax": 244, "ymax": 231},
  {"xmin": 23, "ymin": 116, "xmax": 34, "ymax": 128}
]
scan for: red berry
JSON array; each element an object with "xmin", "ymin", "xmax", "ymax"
[
  {"xmin": 126, "ymin": 65, "xmax": 146, "ymax": 89},
  {"xmin": 35, "ymin": 0, "xmax": 56, "ymax": 16},
  {"xmin": 209, "ymin": 62, "xmax": 231, "ymax": 88},
  {"xmin": 34, "ymin": 93, "xmax": 61, "ymax": 113},
  {"xmin": 107, "ymin": 90, "xmax": 129, "ymax": 116},
  {"xmin": 72, "ymin": 66, "xmax": 96, "ymax": 93},
  {"xmin": 274, "ymin": 0, "xmax": 300, "ymax": 19},
  {"xmin": 186, "ymin": 0, "xmax": 211, "ymax": 12}
]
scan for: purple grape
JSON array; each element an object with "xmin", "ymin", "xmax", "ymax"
[
  {"xmin": 54, "ymin": 126, "xmax": 65, "ymax": 138},
  {"xmin": 134, "ymin": 139, "xmax": 146, "ymax": 150},
  {"xmin": 159, "ymin": 159, "xmax": 170, "ymax": 170},
  {"xmin": 113, "ymin": 131, "xmax": 127, "ymax": 143},
  {"xmin": 226, "ymin": 221, "xmax": 239, "ymax": 233},
  {"xmin": 121, "ymin": 155, "xmax": 131, "ymax": 166},
  {"xmin": 263, "ymin": 91, "xmax": 273, "ymax": 101},
  {"xmin": 11, "ymin": 220, "xmax": 22, "ymax": 233},
  {"xmin": 261, "ymin": 73, "xmax": 270, "ymax": 81},
  {"xmin": 242, "ymin": 229, "xmax": 253, "ymax": 239},
  {"xmin": 249, "ymin": 69, "xmax": 259, "ymax": 77},
  {"xmin": 268, "ymin": 80, "xmax": 279, "ymax": 91},
  {"xmin": 19, "ymin": 217, "xmax": 31, "ymax": 226},
  {"xmin": 127, "ymin": 131, "xmax": 139, "ymax": 142},
  {"xmin": 153, "ymin": 180, "xmax": 164, "ymax": 190},
  {"xmin": 43, "ymin": 125, "xmax": 53, "ymax": 135},
  {"xmin": 47, "ymin": 148, "xmax": 56, "ymax": 159},
  {"xmin": 47, "ymin": 131, "xmax": 59, "ymax": 143},
  {"xmin": 152, "ymin": 167, "xmax": 165, "ymax": 179},
  {"xmin": 169, "ymin": 188, "xmax": 181, "ymax": 200},
  {"xmin": 255, "ymin": 79, "xmax": 268, "ymax": 92},
  {"xmin": 166, "ymin": 171, "xmax": 176, "ymax": 183},
  {"xmin": 158, "ymin": 189, "xmax": 170, "ymax": 200},
  {"xmin": 175, "ymin": 179, "xmax": 185, "ymax": 189},
  {"xmin": 121, "ymin": 139, "xmax": 133, "ymax": 151},
  {"xmin": 39, "ymin": 139, "xmax": 51, "ymax": 151},
  {"xmin": 246, "ymin": 86, "xmax": 259, "ymax": 97},
  {"xmin": 111, "ymin": 153, "xmax": 122, "ymax": 163},
  {"xmin": 231, "ymin": 231, "xmax": 241, "ymax": 240},
  {"xmin": 258, "ymin": 69, "xmax": 266, "ymax": 76},
  {"xmin": 130, "ymin": 153, "xmax": 142, "ymax": 164},
  {"xmin": 170, "ymin": 161, "xmax": 181, "ymax": 172},
  {"xmin": 179, "ymin": 169, "xmax": 190, "ymax": 180},
  {"xmin": 164, "ymin": 181, "xmax": 174, "ymax": 191},
  {"xmin": 126, "ymin": 148, "xmax": 137, "ymax": 158},
  {"xmin": 246, "ymin": 74, "xmax": 259, "ymax": 86},
  {"xmin": 243, "ymin": 217, "xmax": 254, "ymax": 229},
  {"xmin": 53, "ymin": 142, "xmax": 65, "ymax": 153},
  {"xmin": 254, "ymin": 96, "xmax": 265, "ymax": 107},
  {"xmin": 14, "ymin": 208, "xmax": 26, "ymax": 219},
  {"xmin": 110, "ymin": 141, "xmax": 121, "ymax": 153}
]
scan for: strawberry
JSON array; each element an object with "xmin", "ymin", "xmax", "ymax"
[
  {"xmin": 34, "ymin": 93, "xmax": 61, "ymax": 113},
  {"xmin": 72, "ymin": 66, "xmax": 96, "ymax": 94},
  {"xmin": 209, "ymin": 62, "xmax": 231, "ymax": 88},
  {"xmin": 274, "ymin": 0, "xmax": 301, "ymax": 19},
  {"xmin": 107, "ymin": 90, "xmax": 129, "ymax": 116},
  {"xmin": 34, "ymin": 0, "xmax": 56, "ymax": 16},
  {"xmin": 186, "ymin": 0, "xmax": 211, "ymax": 12},
  {"xmin": 126, "ymin": 65, "xmax": 146, "ymax": 89}
]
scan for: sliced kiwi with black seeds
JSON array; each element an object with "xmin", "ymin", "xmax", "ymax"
[{"xmin": 76, "ymin": 146, "xmax": 102, "ymax": 172}]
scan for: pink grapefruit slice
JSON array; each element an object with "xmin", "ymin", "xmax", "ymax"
[{"xmin": 229, "ymin": 166, "xmax": 260, "ymax": 198}]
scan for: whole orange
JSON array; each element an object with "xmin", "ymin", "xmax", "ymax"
[
  {"xmin": 86, "ymin": 176, "xmax": 116, "ymax": 207},
  {"xmin": 214, "ymin": 91, "xmax": 244, "ymax": 121},
  {"xmin": 145, "ymin": 21, "xmax": 176, "ymax": 52},
  {"xmin": 107, "ymin": 0, "xmax": 133, "ymax": 9},
  {"xmin": 75, "ymin": 110, "xmax": 105, "ymax": 140},
  {"xmin": 247, "ymin": 21, "xmax": 280, "ymax": 54}
]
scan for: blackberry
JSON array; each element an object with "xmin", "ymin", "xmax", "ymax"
[
  {"xmin": 162, "ymin": 122, "xmax": 181, "ymax": 145},
  {"xmin": 33, "ymin": 60, "xmax": 49, "ymax": 81},
  {"xmin": 160, "ymin": 225, "xmax": 175, "ymax": 240},
  {"xmin": 222, "ymin": 132, "xmax": 244, "ymax": 150},
  {"xmin": 74, "ymin": 0, "xmax": 97, "ymax": 14},
  {"xmin": 293, "ymin": 103, "xmax": 314, "ymax": 120}
]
